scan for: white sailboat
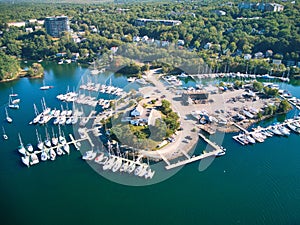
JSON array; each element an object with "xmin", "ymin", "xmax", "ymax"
[
  {"xmin": 2, "ymin": 126, "xmax": 8, "ymax": 140},
  {"xmin": 32, "ymin": 103, "xmax": 41, "ymax": 124},
  {"xmin": 21, "ymin": 155, "xmax": 30, "ymax": 167},
  {"xmin": 17, "ymin": 133, "xmax": 27, "ymax": 155},
  {"xmin": 56, "ymin": 146, "xmax": 64, "ymax": 156},
  {"xmin": 51, "ymin": 128, "xmax": 58, "ymax": 146},
  {"xmin": 5, "ymin": 107, "xmax": 12, "ymax": 123},
  {"xmin": 44, "ymin": 128, "xmax": 52, "ymax": 148},
  {"xmin": 36, "ymin": 129, "xmax": 44, "ymax": 150},
  {"xmin": 40, "ymin": 80, "xmax": 54, "ymax": 90}
]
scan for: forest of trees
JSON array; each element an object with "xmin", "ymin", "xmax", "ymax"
[{"xmin": 0, "ymin": 0, "xmax": 300, "ymax": 79}]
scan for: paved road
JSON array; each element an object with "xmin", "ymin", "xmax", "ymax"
[{"xmin": 140, "ymin": 69, "xmax": 199, "ymax": 161}]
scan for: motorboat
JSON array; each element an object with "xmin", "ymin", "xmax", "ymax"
[
  {"xmin": 102, "ymin": 156, "xmax": 116, "ymax": 170},
  {"xmin": 250, "ymin": 132, "xmax": 264, "ymax": 143},
  {"xmin": 145, "ymin": 169, "xmax": 155, "ymax": 179},
  {"xmin": 94, "ymin": 152, "xmax": 105, "ymax": 164},
  {"xmin": 138, "ymin": 165, "xmax": 149, "ymax": 177},
  {"xmin": 216, "ymin": 150, "xmax": 226, "ymax": 157},
  {"xmin": 270, "ymin": 126, "xmax": 283, "ymax": 136},
  {"xmin": 245, "ymin": 134, "xmax": 256, "ymax": 144},
  {"xmin": 21, "ymin": 155, "xmax": 30, "ymax": 167},
  {"xmin": 278, "ymin": 126, "xmax": 290, "ymax": 136},
  {"xmin": 82, "ymin": 150, "xmax": 97, "ymax": 161},
  {"xmin": 287, "ymin": 123, "xmax": 300, "ymax": 134}
]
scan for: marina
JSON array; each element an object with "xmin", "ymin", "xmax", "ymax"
[{"xmin": 0, "ymin": 62, "xmax": 300, "ymax": 225}]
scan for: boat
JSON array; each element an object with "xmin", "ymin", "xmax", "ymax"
[
  {"xmin": 94, "ymin": 152, "xmax": 105, "ymax": 164},
  {"xmin": 216, "ymin": 150, "xmax": 226, "ymax": 157},
  {"xmin": 286, "ymin": 123, "xmax": 300, "ymax": 134},
  {"xmin": 36, "ymin": 129, "xmax": 44, "ymax": 150},
  {"xmin": 51, "ymin": 128, "xmax": 58, "ymax": 146},
  {"xmin": 82, "ymin": 150, "xmax": 97, "ymax": 160},
  {"xmin": 134, "ymin": 165, "xmax": 144, "ymax": 176},
  {"xmin": 245, "ymin": 134, "xmax": 256, "ymax": 144},
  {"xmin": 5, "ymin": 107, "xmax": 12, "ymax": 123},
  {"xmin": 127, "ymin": 162, "xmax": 136, "ymax": 174},
  {"xmin": 63, "ymin": 143, "xmax": 70, "ymax": 155},
  {"xmin": 112, "ymin": 158, "xmax": 123, "ymax": 172},
  {"xmin": 102, "ymin": 156, "xmax": 116, "ymax": 170},
  {"xmin": 32, "ymin": 104, "xmax": 41, "ymax": 124},
  {"xmin": 21, "ymin": 155, "xmax": 30, "ymax": 167},
  {"xmin": 8, "ymin": 95, "xmax": 19, "ymax": 109},
  {"xmin": 41, "ymin": 150, "xmax": 48, "ymax": 161},
  {"xmin": 250, "ymin": 132, "xmax": 264, "ymax": 143},
  {"xmin": 44, "ymin": 128, "xmax": 52, "ymax": 148},
  {"xmin": 138, "ymin": 165, "xmax": 149, "ymax": 177},
  {"xmin": 119, "ymin": 161, "xmax": 129, "ymax": 172},
  {"xmin": 17, "ymin": 133, "xmax": 27, "ymax": 155},
  {"xmin": 56, "ymin": 146, "xmax": 64, "ymax": 156},
  {"xmin": 178, "ymin": 73, "xmax": 189, "ymax": 78},
  {"xmin": 2, "ymin": 126, "xmax": 8, "ymax": 140},
  {"xmin": 40, "ymin": 80, "xmax": 54, "ymax": 90},
  {"xmin": 58, "ymin": 126, "xmax": 66, "ymax": 144},
  {"xmin": 26, "ymin": 143, "xmax": 34, "ymax": 152},
  {"xmin": 127, "ymin": 77, "xmax": 136, "ymax": 82},
  {"xmin": 49, "ymin": 149, "xmax": 56, "ymax": 161},
  {"xmin": 9, "ymin": 88, "xmax": 18, "ymax": 97},
  {"xmin": 278, "ymin": 126, "xmax": 290, "ymax": 136},
  {"xmin": 30, "ymin": 153, "xmax": 39, "ymax": 165},
  {"xmin": 270, "ymin": 126, "xmax": 283, "ymax": 136},
  {"xmin": 144, "ymin": 169, "xmax": 155, "ymax": 179}
]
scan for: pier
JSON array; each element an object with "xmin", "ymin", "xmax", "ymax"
[
  {"xmin": 165, "ymin": 132, "xmax": 224, "ymax": 170},
  {"xmin": 232, "ymin": 122, "xmax": 249, "ymax": 133}
]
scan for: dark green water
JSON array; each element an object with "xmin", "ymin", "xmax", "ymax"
[{"xmin": 0, "ymin": 62, "xmax": 300, "ymax": 225}]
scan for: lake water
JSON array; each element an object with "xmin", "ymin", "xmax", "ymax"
[{"xmin": 0, "ymin": 62, "xmax": 300, "ymax": 225}]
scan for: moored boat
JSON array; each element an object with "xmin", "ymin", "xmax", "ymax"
[{"xmin": 2, "ymin": 126, "xmax": 8, "ymax": 140}]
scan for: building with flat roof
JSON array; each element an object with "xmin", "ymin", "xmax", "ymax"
[
  {"xmin": 45, "ymin": 16, "xmax": 70, "ymax": 37},
  {"xmin": 135, "ymin": 18, "xmax": 181, "ymax": 26}
]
